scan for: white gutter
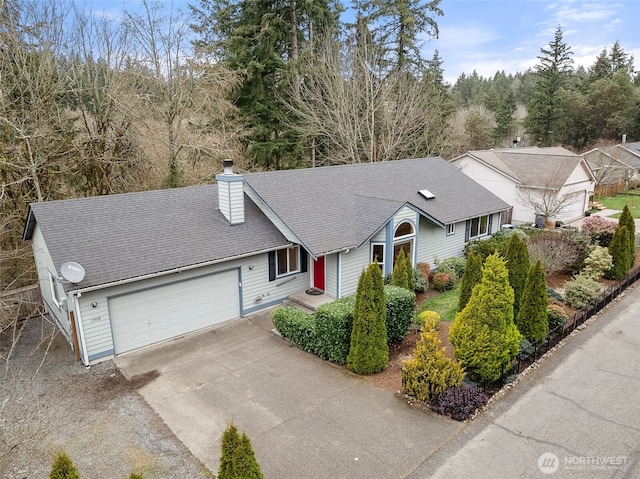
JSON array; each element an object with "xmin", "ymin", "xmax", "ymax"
[
  {"xmin": 72, "ymin": 293, "xmax": 89, "ymax": 365},
  {"xmin": 68, "ymin": 245, "xmax": 292, "ymax": 295}
]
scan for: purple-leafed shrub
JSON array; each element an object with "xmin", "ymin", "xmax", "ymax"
[{"xmin": 429, "ymin": 383, "xmax": 489, "ymax": 421}]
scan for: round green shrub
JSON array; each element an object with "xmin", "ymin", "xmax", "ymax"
[
  {"xmin": 563, "ymin": 273, "xmax": 602, "ymax": 309},
  {"xmin": 416, "ymin": 310, "xmax": 441, "ymax": 331},
  {"xmin": 436, "ymin": 257, "xmax": 466, "ymax": 281}
]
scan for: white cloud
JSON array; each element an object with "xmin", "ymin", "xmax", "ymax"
[{"xmin": 437, "ymin": 24, "xmax": 502, "ymax": 50}]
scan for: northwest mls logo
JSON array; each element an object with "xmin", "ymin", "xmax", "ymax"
[{"xmin": 538, "ymin": 452, "xmax": 560, "ymax": 474}]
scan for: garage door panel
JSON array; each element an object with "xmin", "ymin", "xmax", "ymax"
[{"xmin": 109, "ymin": 269, "xmax": 240, "ymax": 354}]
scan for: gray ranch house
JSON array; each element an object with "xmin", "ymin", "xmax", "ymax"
[{"xmin": 23, "ymin": 157, "xmax": 509, "ymax": 365}]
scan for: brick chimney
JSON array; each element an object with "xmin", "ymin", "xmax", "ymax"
[{"xmin": 216, "ymin": 160, "xmax": 244, "ymax": 225}]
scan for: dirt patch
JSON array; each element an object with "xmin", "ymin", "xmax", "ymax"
[{"xmin": 0, "ymin": 315, "xmax": 211, "ymax": 479}]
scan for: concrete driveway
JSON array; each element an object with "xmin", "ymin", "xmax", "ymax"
[{"xmin": 115, "ymin": 310, "xmax": 463, "ymax": 478}]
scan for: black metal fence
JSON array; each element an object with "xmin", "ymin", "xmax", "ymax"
[{"xmin": 503, "ymin": 264, "xmax": 640, "ymax": 381}]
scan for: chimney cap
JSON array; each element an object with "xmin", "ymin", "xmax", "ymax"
[{"xmin": 222, "ymin": 159, "xmax": 234, "ymax": 175}]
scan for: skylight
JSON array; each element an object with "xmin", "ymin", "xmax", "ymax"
[{"xmin": 419, "ymin": 189, "xmax": 435, "ymax": 200}]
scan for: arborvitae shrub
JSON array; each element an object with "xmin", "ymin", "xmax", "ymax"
[
  {"xmin": 458, "ymin": 252, "xmax": 483, "ymax": 312},
  {"xmin": 564, "ymin": 273, "xmax": 602, "ymax": 309},
  {"xmin": 505, "ymin": 233, "xmax": 530, "ymax": 317},
  {"xmin": 605, "ymin": 225, "xmax": 631, "ymax": 279},
  {"xmin": 402, "ymin": 330, "xmax": 465, "ymax": 402},
  {"xmin": 449, "ymin": 254, "xmax": 521, "ymax": 383},
  {"xmin": 50, "ymin": 452, "xmax": 80, "ymax": 479},
  {"xmin": 619, "ymin": 205, "xmax": 636, "ymax": 261},
  {"xmin": 515, "ymin": 260, "xmax": 548, "ymax": 344},
  {"xmin": 391, "ymin": 248, "xmax": 415, "ymax": 291},
  {"xmin": 218, "ymin": 423, "xmax": 263, "ymax": 479},
  {"xmin": 347, "ymin": 264, "xmax": 388, "ymax": 374}
]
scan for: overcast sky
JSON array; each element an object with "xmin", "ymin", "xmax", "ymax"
[
  {"xmin": 93, "ymin": 0, "xmax": 640, "ymax": 84},
  {"xmin": 431, "ymin": 0, "xmax": 640, "ymax": 83}
]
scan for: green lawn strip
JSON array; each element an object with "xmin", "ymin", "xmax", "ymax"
[
  {"xmin": 599, "ymin": 194, "xmax": 640, "ymax": 218},
  {"xmin": 417, "ymin": 283, "xmax": 460, "ymax": 323}
]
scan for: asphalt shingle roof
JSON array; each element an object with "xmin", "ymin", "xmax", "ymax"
[
  {"xmin": 26, "ymin": 186, "xmax": 289, "ymax": 290},
  {"xmin": 244, "ymin": 157, "xmax": 510, "ymax": 255},
  {"xmin": 463, "ymin": 147, "xmax": 587, "ymax": 189}
]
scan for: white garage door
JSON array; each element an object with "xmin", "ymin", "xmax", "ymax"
[{"xmin": 109, "ymin": 269, "xmax": 240, "ymax": 354}]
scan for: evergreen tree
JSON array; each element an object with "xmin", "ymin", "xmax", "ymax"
[
  {"xmin": 449, "ymin": 254, "xmax": 521, "ymax": 383},
  {"xmin": 391, "ymin": 248, "xmax": 415, "ymax": 291},
  {"xmin": 401, "ymin": 329, "xmax": 465, "ymax": 402},
  {"xmin": 347, "ymin": 263, "xmax": 389, "ymax": 374},
  {"xmin": 190, "ymin": 0, "xmax": 338, "ymax": 169},
  {"xmin": 505, "ymin": 233, "xmax": 530, "ymax": 318},
  {"xmin": 458, "ymin": 252, "xmax": 482, "ymax": 312},
  {"xmin": 218, "ymin": 423, "xmax": 264, "ymax": 479},
  {"xmin": 605, "ymin": 225, "xmax": 631, "ymax": 280},
  {"xmin": 357, "ymin": 0, "xmax": 443, "ymax": 73},
  {"xmin": 493, "ymin": 89, "xmax": 517, "ymax": 145},
  {"xmin": 619, "ymin": 205, "xmax": 636, "ymax": 263},
  {"xmin": 50, "ymin": 452, "xmax": 80, "ymax": 479},
  {"xmin": 524, "ymin": 26, "xmax": 575, "ymax": 146},
  {"xmin": 515, "ymin": 260, "xmax": 548, "ymax": 344}
]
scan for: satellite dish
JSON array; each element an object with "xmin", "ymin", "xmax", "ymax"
[{"xmin": 60, "ymin": 262, "xmax": 86, "ymax": 283}]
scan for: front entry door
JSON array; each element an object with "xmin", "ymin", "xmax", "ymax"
[{"xmin": 313, "ymin": 256, "xmax": 325, "ymax": 291}]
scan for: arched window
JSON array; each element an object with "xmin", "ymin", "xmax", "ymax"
[{"xmin": 393, "ymin": 221, "xmax": 415, "ymax": 267}]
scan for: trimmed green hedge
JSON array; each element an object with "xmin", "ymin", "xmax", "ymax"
[
  {"xmin": 385, "ymin": 285, "xmax": 416, "ymax": 343},
  {"xmin": 315, "ymin": 295, "xmax": 356, "ymax": 363},
  {"xmin": 272, "ymin": 285, "xmax": 416, "ymax": 364},
  {"xmin": 271, "ymin": 306, "xmax": 317, "ymax": 353}
]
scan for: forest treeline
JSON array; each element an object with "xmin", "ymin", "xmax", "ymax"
[{"xmin": 1, "ymin": 0, "xmax": 639, "ymax": 290}]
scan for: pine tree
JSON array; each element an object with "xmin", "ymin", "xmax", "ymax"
[
  {"xmin": 449, "ymin": 254, "xmax": 521, "ymax": 383},
  {"xmin": 218, "ymin": 423, "xmax": 263, "ymax": 479},
  {"xmin": 458, "ymin": 252, "xmax": 482, "ymax": 312},
  {"xmin": 515, "ymin": 260, "xmax": 548, "ymax": 344},
  {"xmin": 524, "ymin": 26, "xmax": 575, "ymax": 146},
  {"xmin": 347, "ymin": 263, "xmax": 389, "ymax": 374},
  {"xmin": 401, "ymin": 329, "xmax": 465, "ymax": 402},
  {"xmin": 606, "ymin": 225, "xmax": 632, "ymax": 280},
  {"xmin": 505, "ymin": 233, "xmax": 530, "ymax": 318},
  {"xmin": 50, "ymin": 452, "xmax": 80, "ymax": 479},
  {"xmin": 619, "ymin": 205, "xmax": 636, "ymax": 264}
]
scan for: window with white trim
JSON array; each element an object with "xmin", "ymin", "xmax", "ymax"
[
  {"xmin": 276, "ymin": 245, "xmax": 300, "ymax": 277},
  {"xmin": 468, "ymin": 215, "xmax": 490, "ymax": 240},
  {"xmin": 48, "ymin": 271, "xmax": 63, "ymax": 309},
  {"xmin": 446, "ymin": 223, "xmax": 455, "ymax": 236},
  {"xmin": 371, "ymin": 243, "xmax": 385, "ymax": 271},
  {"xmin": 393, "ymin": 221, "xmax": 415, "ymax": 267}
]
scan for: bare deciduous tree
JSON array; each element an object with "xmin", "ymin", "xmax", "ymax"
[{"xmin": 282, "ymin": 33, "xmax": 450, "ymax": 165}]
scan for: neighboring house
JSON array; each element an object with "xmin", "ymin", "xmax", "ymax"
[
  {"xmin": 450, "ymin": 147, "xmax": 595, "ymax": 226},
  {"xmin": 584, "ymin": 148, "xmax": 630, "ymax": 197},
  {"xmin": 584, "ymin": 143, "xmax": 640, "ymax": 196},
  {"xmin": 23, "ymin": 157, "xmax": 509, "ymax": 364}
]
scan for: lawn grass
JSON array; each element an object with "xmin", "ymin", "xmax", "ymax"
[
  {"xmin": 598, "ymin": 194, "xmax": 640, "ymax": 218},
  {"xmin": 418, "ymin": 282, "xmax": 460, "ymax": 322}
]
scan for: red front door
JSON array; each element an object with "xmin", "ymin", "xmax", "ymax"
[{"xmin": 313, "ymin": 256, "xmax": 325, "ymax": 291}]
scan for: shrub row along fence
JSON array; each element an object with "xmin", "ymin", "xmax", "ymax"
[{"xmin": 504, "ymin": 264, "xmax": 640, "ymax": 380}]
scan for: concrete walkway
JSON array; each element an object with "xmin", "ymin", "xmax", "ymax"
[{"xmin": 408, "ymin": 283, "xmax": 640, "ymax": 478}]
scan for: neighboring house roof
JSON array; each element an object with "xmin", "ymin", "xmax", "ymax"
[
  {"xmin": 23, "ymin": 186, "xmax": 290, "ymax": 290},
  {"xmin": 452, "ymin": 146, "xmax": 594, "ymax": 189},
  {"xmin": 583, "ymin": 148, "xmax": 629, "ymax": 185},
  {"xmin": 607, "ymin": 143, "xmax": 640, "ymax": 170},
  {"xmin": 243, "ymin": 157, "xmax": 510, "ymax": 256}
]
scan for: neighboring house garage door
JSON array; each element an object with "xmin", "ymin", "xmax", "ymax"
[{"xmin": 109, "ymin": 269, "xmax": 240, "ymax": 354}]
